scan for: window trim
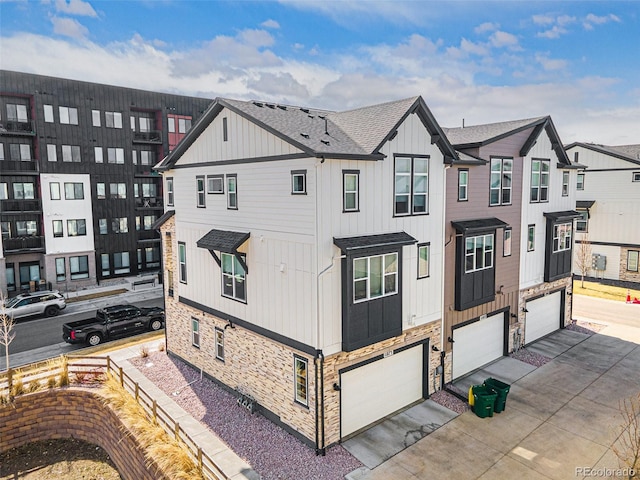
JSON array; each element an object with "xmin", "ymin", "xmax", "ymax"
[
  {"xmin": 293, "ymin": 355, "xmax": 308, "ymax": 407},
  {"xmin": 50, "ymin": 182, "xmax": 61, "ymax": 200},
  {"xmin": 178, "ymin": 242, "xmax": 187, "ymax": 284},
  {"xmin": 633, "ymin": 172, "xmax": 640, "ymax": 182},
  {"xmin": 577, "ymin": 172, "xmax": 585, "ymax": 191},
  {"xmin": 562, "ymin": 171, "xmax": 570, "ymax": 196},
  {"xmin": 196, "ymin": 176, "xmax": 206, "ymax": 208},
  {"xmin": 576, "ymin": 210, "xmax": 589, "ymax": 233},
  {"xmin": 489, "ymin": 157, "xmax": 513, "ymax": 206},
  {"xmin": 393, "ymin": 155, "xmax": 429, "ymax": 216},
  {"xmin": 215, "ymin": 327, "xmax": 225, "ymax": 361},
  {"xmin": 67, "ymin": 219, "xmax": 87, "ymax": 237},
  {"xmin": 343, "ymin": 170, "xmax": 360, "ymax": 213},
  {"xmin": 55, "ymin": 257, "xmax": 66, "ymax": 282},
  {"xmin": 166, "ymin": 177, "xmax": 174, "ymax": 206},
  {"xmin": 291, "ymin": 170, "xmax": 307, "ymax": 195},
  {"xmin": 191, "ymin": 318, "xmax": 200, "ymax": 348},
  {"xmin": 417, "ymin": 243, "xmax": 430, "ymax": 279},
  {"xmin": 627, "ymin": 250, "xmax": 639, "ymax": 272},
  {"xmin": 221, "ymin": 252, "xmax": 247, "ymax": 303},
  {"xmin": 222, "ymin": 117, "xmax": 228, "ymax": 142},
  {"xmin": 353, "ymin": 252, "xmax": 398, "ymax": 303},
  {"xmin": 69, "ymin": 255, "xmax": 89, "ymax": 280},
  {"xmin": 464, "ymin": 233, "xmax": 494, "ymax": 273},
  {"xmin": 552, "ymin": 222, "xmax": 572, "ymax": 253},
  {"xmin": 458, "ymin": 169, "xmax": 469, "ymax": 201},
  {"xmin": 530, "ymin": 158, "xmax": 550, "ymax": 203},
  {"xmin": 227, "ymin": 174, "xmax": 238, "ymax": 210},
  {"xmin": 503, "ymin": 228, "xmax": 512, "ymax": 257},
  {"xmin": 207, "ymin": 174, "xmax": 224, "ymax": 194},
  {"xmin": 527, "ymin": 224, "xmax": 535, "ymax": 252},
  {"xmin": 64, "ymin": 182, "xmax": 84, "ymax": 200},
  {"xmin": 52, "ymin": 220, "xmax": 64, "ymax": 238}
]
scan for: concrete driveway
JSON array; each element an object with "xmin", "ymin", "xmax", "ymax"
[{"xmin": 355, "ymin": 324, "xmax": 640, "ymax": 480}]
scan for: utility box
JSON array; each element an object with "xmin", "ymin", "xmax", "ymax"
[{"xmin": 592, "ymin": 254, "xmax": 606, "ymax": 271}]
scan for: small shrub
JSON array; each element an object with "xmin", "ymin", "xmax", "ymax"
[
  {"xmin": 74, "ymin": 371, "xmax": 88, "ymax": 384},
  {"xmin": 58, "ymin": 356, "xmax": 69, "ymax": 386},
  {"xmin": 26, "ymin": 380, "xmax": 41, "ymax": 393},
  {"xmin": 11, "ymin": 376, "xmax": 24, "ymax": 397},
  {"xmin": 139, "ymin": 345, "xmax": 149, "ymax": 358},
  {"xmin": 158, "ymin": 342, "xmax": 165, "ymax": 352},
  {"xmin": 48, "ymin": 376, "xmax": 58, "ymax": 389}
]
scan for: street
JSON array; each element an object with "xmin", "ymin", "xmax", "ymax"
[{"xmin": 572, "ymin": 293, "xmax": 640, "ymax": 327}]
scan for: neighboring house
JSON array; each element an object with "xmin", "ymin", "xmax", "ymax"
[
  {"xmin": 0, "ymin": 70, "xmax": 211, "ymax": 296},
  {"xmin": 442, "ymin": 116, "xmax": 580, "ymax": 382},
  {"xmin": 154, "ymin": 96, "xmax": 459, "ymax": 449},
  {"xmin": 565, "ymin": 143, "xmax": 640, "ymax": 284}
]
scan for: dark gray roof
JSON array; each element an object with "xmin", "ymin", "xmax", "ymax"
[
  {"xmin": 564, "ymin": 142, "xmax": 640, "ymax": 166},
  {"xmin": 151, "ymin": 210, "xmax": 175, "ymax": 231},
  {"xmin": 576, "ymin": 200, "xmax": 596, "ymax": 209},
  {"xmin": 196, "ymin": 229, "xmax": 250, "ymax": 253},
  {"xmin": 443, "ymin": 117, "xmax": 546, "ymax": 146},
  {"xmin": 543, "ymin": 210, "xmax": 581, "ymax": 221},
  {"xmin": 333, "ymin": 232, "xmax": 417, "ymax": 253},
  {"xmin": 451, "ymin": 217, "xmax": 509, "ymax": 233}
]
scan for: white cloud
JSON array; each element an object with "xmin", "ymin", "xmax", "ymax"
[
  {"xmin": 489, "ymin": 31, "xmax": 520, "ymax": 49},
  {"xmin": 537, "ymin": 26, "xmax": 568, "ymax": 39},
  {"xmin": 261, "ymin": 19, "xmax": 280, "ymax": 29},
  {"xmin": 51, "ymin": 16, "xmax": 89, "ymax": 39},
  {"xmin": 583, "ymin": 13, "xmax": 621, "ymax": 30},
  {"xmin": 474, "ymin": 22, "xmax": 499, "ymax": 34},
  {"xmin": 535, "ymin": 53, "xmax": 567, "ymax": 71},
  {"xmin": 532, "ymin": 14, "xmax": 554, "ymax": 26},
  {"xmin": 55, "ymin": 0, "xmax": 97, "ymax": 17},
  {"xmin": 556, "ymin": 15, "xmax": 576, "ymax": 26}
]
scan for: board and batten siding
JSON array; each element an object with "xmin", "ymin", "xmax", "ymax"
[
  {"xmin": 519, "ymin": 131, "xmax": 576, "ymax": 289},
  {"xmin": 173, "ymin": 108, "xmax": 304, "ymax": 165}
]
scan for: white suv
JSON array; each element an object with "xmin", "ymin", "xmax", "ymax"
[{"xmin": 1, "ymin": 291, "xmax": 67, "ymax": 320}]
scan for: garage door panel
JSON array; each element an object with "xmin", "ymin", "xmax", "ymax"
[
  {"xmin": 525, "ymin": 291, "xmax": 561, "ymax": 344},
  {"xmin": 341, "ymin": 346, "xmax": 423, "ymax": 438},
  {"xmin": 452, "ymin": 312, "xmax": 505, "ymax": 379}
]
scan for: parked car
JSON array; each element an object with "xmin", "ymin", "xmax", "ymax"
[
  {"xmin": 62, "ymin": 304, "xmax": 165, "ymax": 346},
  {"xmin": 1, "ymin": 291, "xmax": 67, "ymax": 320}
]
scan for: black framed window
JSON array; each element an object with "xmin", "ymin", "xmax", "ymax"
[
  {"xmin": 294, "ymin": 355, "xmax": 308, "ymax": 407},
  {"xmin": 215, "ymin": 327, "xmax": 225, "ymax": 361},
  {"xmin": 50, "ymin": 182, "xmax": 61, "ymax": 200},
  {"xmin": 418, "ymin": 243, "xmax": 430, "ymax": 278},
  {"xmin": 55, "ymin": 258, "xmax": 66, "ymax": 281},
  {"xmin": 53, "ymin": 220, "xmax": 63, "ymax": 238},
  {"xmin": 562, "ymin": 171, "xmax": 570, "ymax": 196},
  {"xmin": 291, "ymin": 170, "xmax": 307, "ymax": 194},
  {"xmin": 527, "ymin": 225, "xmax": 535, "ymax": 251},
  {"xmin": 67, "ymin": 219, "xmax": 86, "ymax": 237},
  {"xmin": 221, "ymin": 252, "xmax": 246, "ymax": 302},
  {"xmin": 394, "ymin": 155, "xmax": 429, "ymax": 215},
  {"xmin": 178, "ymin": 242, "xmax": 187, "ymax": 283},
  {"xmin": 196, "ymin": 176, "xmax": 205, "ymax": 207},
  {"xmin": 343, "ymin": 170, "xmax": 359, "ymax": 212},
  {"xmin": 64, "ymin": 183, "xmax": 84, "ymax": 200},
  {"xmin": 530, "ymin": 159, "xmax": 550, "ymax": 202},
  {"xmin": 503, "ymin": 228, "xmax": 512, "ymax": 257},
  {"xmin": 227, "ymin": 174, "xmax": 237, "ymax": 210},
  {"xmin": 458, "ymin": 169, "xmax": 468, "ymax": 201},
  {"xmin": 69, "ymin": 255, "xmax": 89, "ymax": 280},
  {"xmin": 490, "ymin": 157, "xmax": 512, "ymax": 206}
]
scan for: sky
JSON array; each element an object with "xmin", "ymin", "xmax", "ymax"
[{"xmin": 1, "ymin": 0, "xmax": 638, "ymax": 145}]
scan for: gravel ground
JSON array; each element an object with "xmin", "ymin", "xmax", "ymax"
[
  {"xmin": 130, "ymin": 353, "xmax": 362, "ymax": 480},
  {"xmin": 510, "ymin": 348, "xmax": 552, "ymax": 367},
  {"xmin": 429, "ymin": 389, "xmax": 470, "ymax": 414},
  {"xmin": 566, "ymin": 320, "xmax": 606, "ymax": 335}
]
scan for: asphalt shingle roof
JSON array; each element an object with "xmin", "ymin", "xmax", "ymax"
[
  {"xmin": 333, "ymin": 232, "xmax": 417, "ymax": 252},
  {"xmin": 196, "ymin": 229, "xmax": 250, "ymax": 253},
  {"xmin": 443, "ymin": 117, "xmax": 547, "ymax": 146}
]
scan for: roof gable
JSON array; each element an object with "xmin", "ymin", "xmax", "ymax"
[{"xmin": 565, "ymin": 142, "xmax": 640, "ymax": 167}]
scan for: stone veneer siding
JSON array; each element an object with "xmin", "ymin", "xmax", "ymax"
[
  {"xmin": 620, "ymin": 247, "xmax": 640, "ymax": 284},
  {"xmin": 0, "ymin": 389, "xmax": 167, "ymax": 480}
]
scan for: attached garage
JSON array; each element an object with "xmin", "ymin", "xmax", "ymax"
[
  {"xmin": 452, "ymin": 311, "xmax": 506, "ymax": 379},
  {"xmin": 340, "ymin": 343, "xmax": 426, "ymax": 438},
  {"xmin": 525, "ymin": 290, "xmax": 563, "ymax": 344}
]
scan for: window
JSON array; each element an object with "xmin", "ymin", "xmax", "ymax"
[
  {"xmin": 16, "ymin": 220, "xmax": 37, "ymax": 236},
  {"xmin": 6, "ymin": 264, "xmax": 16, "ymax": 291},
  {"xmin": 530, "ymin": 159, "xmax": 550, "ymax": 202},
  {"xmin": 418, "ymin": 244, "xmax": 430, "ymax": 279},
  {"xmin": 458, "ymin": 169, "xmax": 468, "ymax": 201},
  {"xmin": 222, "ymin": 117, "xmax": 228, "ymax": 141},
  {"xmin": 167, "ymin": 178, "xmax": 174, "ymax": 206},
  {"xmin": 112, "ymin": 217, "xmax": 128, "ymax": 233},
  {"xmin": 576, "ymin": 211, "xmax": 589, "ymax": 232},
  {"xmin": 92, "ymin": 110, "xmax": 101, "ymax": 127},
  {"xmin": 94, "ymin": 146, "xmax": 103, "ymax": 163},
  {"xmin": 503, "ymin": 228, "xmax": 512, "ymax": 257},
  {"xmin": 97, "ymin": 183, "xmax": 106, "ymax": 199},
  {"xmin": 627, "ymin": 250, "xmax": 639, "ymax": 272},
  {"xmin": 191, "ymin": 318, "xmax": 200, "ymax": 348},
  {"xmin": 110, "ymin": 183, "xmax": 127, "ymax": 199},
  {"xmin": 107, "ymin": 147, "xmax": 125, "ymax": 164},
  {"xmin": 55, "ymin": 258, "xmax": 66, "ymax": 281},
  {"xmin": 178, "ymin": 118, "xmax": 191, "ymax": 133},
  {"xmin": 394, "ymin": 155, "xmax": 429, "ymax": 215},
  {"xmin": 490, "ymin": 157, "xmax": 513, "ymax": 205},
  {"xmin": 178, "ymin": 242, "xmax": 187, "ymax": 283},
  {"xmin": 553, "ymin": 223, "xmax": 572, "ymax": 252},
  {"xmin": 101, "ymin": 254, "xmax": 110, "ymax": 277},
  {"xmin": 10, "ymin": 143, "xmax": 31, "ymax": 160},
  {"xmin": 562, "ymin": 171, "xmax": 570, "ymax": 196},
  {"xmin": 132, "ymin": 150, "xmax": 155, "ymax": 165},
  {"xmin": 196, "ymin": 176, "xmax": 205, "ymax": 207},
  {"xmin": 222, "ymin": 252, "xmax": 246, "ymax": 302},
  {"xmin": 145, "ymin": 246, "xmax": 160, "ymax": 268},
  {"xmin": 64, "ymin": 183, "xmax": 84, "ymax": 200},
  {"xmin": 353, "ymin": 253, "xmax": 398, "ymax": 302},
  {"xmin": 465, "ymin": 234, "xmax": 494, "ymax": 273},
  {"xmin": 47, "ymin": 144, "xmax": 57, "ymax": 162},
  {"xmin": 114, "ymin": 252, "xmax": 130, "ymax": 274},
  {"xmin": 69, "ymin": 255, "xmax": 89, "ymax": 280},
  {"xmin": 168, "ymin": 117, "xmax": 175, "ymax": 133},
  {"xmin": 577, "ymin": 172, "xmax": 585, "ymax": 190},
  {"xmin": 7, "ymin": 104, "xmax": 28, "ymax": 122},
  {"xmin": 0, "ymin": 144, "xmax": 3, "ymax": 161},
  {"xmin": 105, "ymin": 111, "xmax": 123, "ymax": 128},
  {"xmin": 291, "ymin": 170, "xmax": 306, "ymax": 194},
  {"xmin": 207, "ymin": 175, "xmax": 223, "ymax": 194},
  {"xmin": 294, "ymin": 356, "xmax": 308, "ymax": 406},
  {"xmin": 527, "ymin": 225, "xmax": 535, "ymax": 251},
  {"xmin": 67, "ymin": 219, "xmax": 86, "ymax": 236},
  {"xmin": 99, "ymin": 218, "xmax": 108, "ymax": 234},
  {"xmin": 50, "ymin": 182, "xmax": 61, "ymax": 200},
  {"xmin": 62, "ymin": 145, "xmax": 81, "ymax": 162},
  {"xmin": 633, "ymin": 172, "xmax": 640, "ymax": 182},
  {"xmin": 343, "ymin": 170, "xmax": 359, "ymax": 212},
  {"xmin": 53, "ymin": 220, "xmax": 63, "ymax": 238},
  {"xmin": 0, "ymin": 183, "xmax": 7, "ymax": 200},
  {"xmin": 215, "ymin": 328, "xmax": 225, "ymax": 361},
  {"xmin": 227, "ymin": 174, "xmax": 237, "ymax": 209},
  {"xmin": 59, "ymin": 106, "xmax": 78, "ymax": 125},
  {"xmin": 44, "ymin": 104, "xmax": 54, "ymax": 123},
  {"xmin": 13, "ymin": 183, "xmax": 35, "ymax": 199},
  {"xmin": 1, "ymin": 221, "xmax": 11, "ymax": 238}
]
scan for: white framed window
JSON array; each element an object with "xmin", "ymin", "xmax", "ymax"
[
  {"xmin": 458, "ymin": 169, "xmax": 468, "ymax": 201},
  {"xmin": 167, "ymin": 117, "xmax": 175, "ymax": 133},
  {"xmin": 503, "ymin": 228, "xmax": 512, "ymax": 257},
  {"xmin": 62, "ymin": 145, "xmax": 81, "ymax": 162},
  {"xmin": 64, "ymin": 182, "xmax": 84, "ymax": 200},
  {"xmin": 99, "ymin": 218, "xmax": 108, "ymax": 234},
  {"xmin": 94, "ymin": 146, "xmax": 104, "ymax": 163},
  {"xmin": 527, "ymin": 225, "xmax": 535, "ymax": 252},
  {"xmin": 178, "ymin": 118, "xmax": 190, "ymax": 133},
  {"xmin": 178, "ymin": 242, "xmax": 187, "ymax": 283},
  {"xmin": 221, "ymin": 252, "xmax": 246, "ymax": 302},
  {"xmin": 530, "ymin": 159, "xmax": 550, "ymax": 203},
  {"xmin": 192, "ymin": 318, "xmax": 200, "ymax": 348},
  {"xmin": 294, "ymin": 356, "xmax": 308, "ymax": 406},
  {"xmin": 50, "ymin": 182, "xmax": 61, "ymax": 200},
  {"xmin": 59, "ymin": 106, "xmax": 78, "ymax": 125},
  {"xmin": 112, "ymin": 217, "xmax": 128, "ymax": 233},
  {"xmin": 343, "ymin": 170, "xmax": 359, "ymax": 212},
  {"xmin": 553, "ymin": 223, "xmax": 572, "ymax": 252},
  {"xmin": 215, "ymin": 327, "xmax": 225, "ymax": 361},
  {"xmin": 92, "ymin": 110, "xmax": 101, "ymax": 127},
  {"xmin": 44, "ymin": 104, "xmax": 54, "ymax": 123},
  {"xmin": 227, "ymin": 174, "xmax": 237, "ymax": 210},
  {"xmin": 490, "ymin": 157, "xmax": 513, "ymax": 206},
  {"xmin": 577, "ymin": 172, "xmax": 585, "ymax": 190},
  {"xmin": 207, "ymin": 175, "xmax": 224, "ymax": 194},
  {"xmin": 291, "ymin": 170, "xmax": 306, "ymax": 194},
  {"xmin": 627, "ymin": 250, "xmax": 639, "ymax": 272},
  {"xmin": 418, "ymin": 243, "xmax": 430, "ymax": 279},
  {"xmin": 47, "ymin": 144, "xmax": 57, "ymax": 162},
  {"xmin": 196, "ymin": 176, "xmax": 206, "ymax": 207},
  {"xmin": 7, "ymin": 104, "xmax": 28, "ymax": 122},
  {"xmin": 576, "ymin": 211, "xmax": 588, "ymax": 232},
  {"xmin": 394, "ymin": 155, "xmax": 429, "ymax": 215},
  {"xmin": 562, "ymin": 171, "xmax": 570, "ymax": 196},
  {"xmin": 114, "ymin": 252, "xmax": 130, "ymax": 274},
  {"xmin": 465, "ymin": 234, "xmax": 494, "ymax": 273},
  {"xmin": 353, "ymin": 253, "xmax": 398, "ymax": 302},
  {"xmin": 67, "ymin": 219, "xmax": 86, "ymax": 237},
  {"xmin": 10, "ymin": 143, "xmax": 32, "ymax": 161},
  {"xmin": 55, "ymin": 258, "xmax": 66, "ymax": 281},
  {"xmin": 53, "ymin": 220, "xmax": 63, "ymax": 238},
  {"xmin": 105, "ymin": 111, "xmax": 123, "ymax": 129},
  {"xmin": 69, "ymin": 255, "xmax": 89, "ymax": 280},
  {"xmin": 166, "ymin": 177, "xmax": 174, "ymax": 206}
]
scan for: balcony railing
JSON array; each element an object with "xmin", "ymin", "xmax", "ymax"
[
  {"xmin": 1, "ymin": 199, "xmax": 41, "ymax": 212},
  {"xmin": 135, "ymin": 197, "xmax": 163, "ymax": 209},
  {"xmin": 132, "ymin": 130, "xmax": 162, "ymax": 144},
  {"xmin": 2, "ymin": 235, "xmax": 45, "ymax": 252},
  {"xmin": 0, "ymin": 160, "xmax": 39, "ymax": 173},
  {"xmin": 0, "ymin": 120, "xmax": 36, "ymax": 136}
]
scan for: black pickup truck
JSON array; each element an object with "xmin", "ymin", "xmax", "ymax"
[{"xmin": 63, "ymin": 304, "xmax": 165, "ymax": 346}]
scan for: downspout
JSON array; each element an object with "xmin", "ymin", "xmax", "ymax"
[
  {"xmin": 319, "ymin": 351, "xmax": 325, "ymax": 455},
  {"xmin": 314, "ymin": 352, "xmax": 320, "ymax": 454},
  {"xmin": 440, "ymin": 164, "xmax": 451, "ymax": 387}
]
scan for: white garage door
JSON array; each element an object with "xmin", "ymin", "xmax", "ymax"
[
  {"xmin": 525, "ymin": 291, "xmax": 562, "ymax": 344},
  {"xmin": 452, "ymin": 312, "xmax": 505, "ymax": 379},
  {"xmin": 341, "ymin": 345, "xmax": 423, "ymax": 438}
]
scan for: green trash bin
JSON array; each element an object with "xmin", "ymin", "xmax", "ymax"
[
  {"xmin": 472, "ymin": 385, "xmax": 497, "ymax": 418},
  {"xmin": 484, "ymin": 377, "xmax": 510, "ymax": 413}
]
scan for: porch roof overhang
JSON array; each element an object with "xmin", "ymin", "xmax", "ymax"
[
  {"xmin": 451, "ymin": 217, "xmax": 509, "ymax": 234},
  {"xmin": 197, "ymin": 229, "xmax": 250, "ymax": 273},
  {"xmin": 576, "ymin": 200, "xmax": 595, "ymax": 209},
  {"xmin": 543, "ymin": 210, "xmax": 581, "ymax": 222},
  {"xmin": 333, "ymin": 231, "xmax": 417, "ymax": 253}
]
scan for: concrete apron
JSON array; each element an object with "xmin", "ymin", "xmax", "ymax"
[{"xmin": 347, "ymin": 328, "xmax": 640, "ymax": 480}]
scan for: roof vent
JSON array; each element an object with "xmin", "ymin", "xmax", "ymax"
[
  {"xmin": 253, "ymin": 102, "xmax": 264, "ymax": 108},
  {"xmin": 266, "ymin": 103, "xmax": 275, "ymax": 109},
  {"xmin": 300, "ymin": 108, "xmax": 310, "ymax": 114},
  {"xmin": 300, "ymin": 133, "xmax": 310, "ymax": 139},
  {"xmin": 277, "ymin": 105, "xmax": 287, "ymax": 111},
  {"xmin": 308, "ymin": 114, "xmax": 314, "ymax": 119},
  {"xmin": 318, "ymin": 115, "xmax": 326, "ymax": 120},
  {"xmin": 321, "ymin": 140, "xmax": 330, "ymax": 146}
]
